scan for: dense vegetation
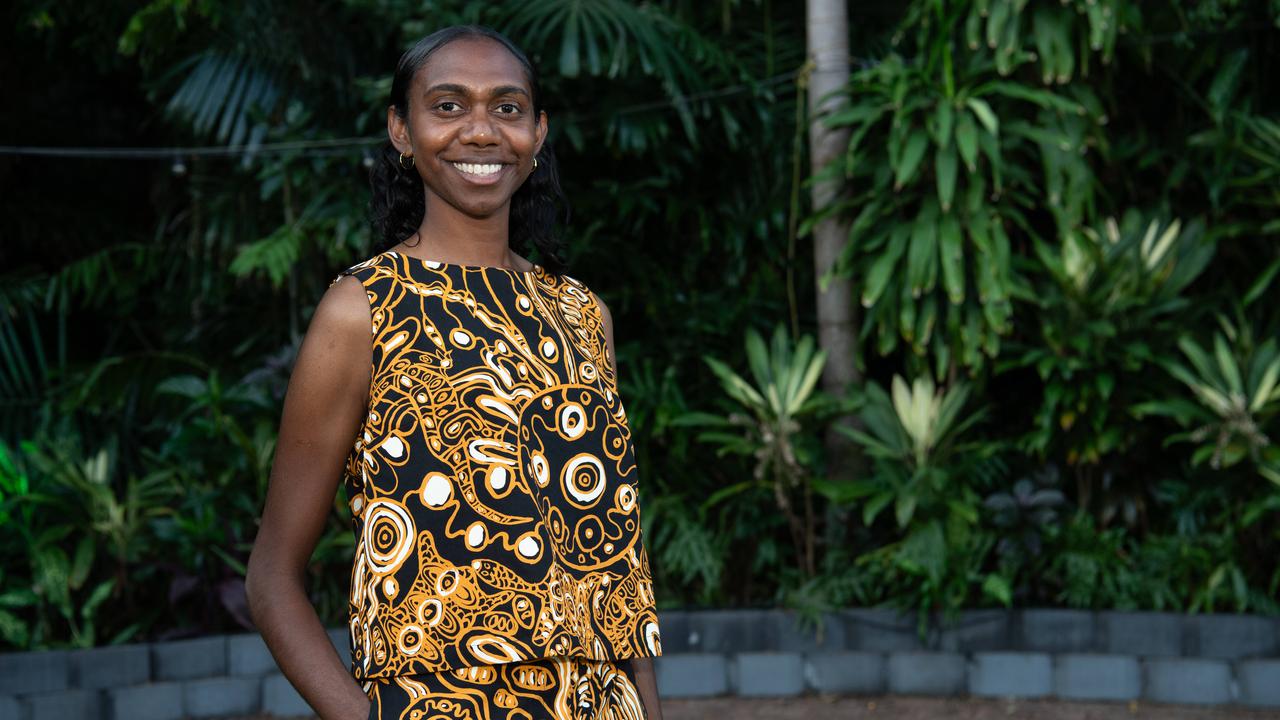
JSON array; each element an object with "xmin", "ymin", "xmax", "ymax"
[{"xmin": 1, "ymin": 0, "xmax": 1277, "ymax": 649}]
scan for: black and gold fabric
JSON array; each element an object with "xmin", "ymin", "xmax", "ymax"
[{"xmin": 328, "ymin": 250, "xmax": 662, "ymax": 712}]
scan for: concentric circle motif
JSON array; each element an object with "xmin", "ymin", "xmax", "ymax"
[{"xmin": 362, "ymin": 500, "xmax": 414, "ymax": 575}]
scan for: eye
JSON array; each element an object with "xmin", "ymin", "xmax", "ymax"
[
  {"xmin": 497, "ymin": 102, "xmax": 522, "ymax": 114},
  {"xmin": 434, "ymin": 101, "xmax": 462, "ymax": 112}
]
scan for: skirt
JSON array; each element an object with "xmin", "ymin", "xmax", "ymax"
[{"xmin": 363, "ymin": 655, "xmax": 649, "ymax": 720}]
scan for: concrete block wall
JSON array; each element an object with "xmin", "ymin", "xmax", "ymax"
[
  {"xmin": 0, "ymin": 608, "xmax": 1277, "ymax": 718},
  {"xmin": 654, "ymin": 607, "xmax": 1280, "ymax": 708},
  {"xmin": 0, "ymin": 630, "xmax": 347, "ymax": 720}
]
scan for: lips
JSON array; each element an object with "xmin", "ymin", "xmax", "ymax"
[{"xmin": 449, "ymin": 161, "xmax": 508, "ymax": 186}]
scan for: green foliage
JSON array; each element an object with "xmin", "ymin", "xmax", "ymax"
[
  {"xmin": 1136, "ymin": 319, "xmax": 1280, "ymax": 482},
  {"xmin": 6, "ymin": 0, "xmax": 1280, "ymax": 649},
  {"xmin": 823, "ymin": 374, "xmax": 1008, "ymax": 620},
  {"xmin": 823, "ymin": 0, "xmax": 1124, "ymax": 373},
  {"xmin": 1004, "ymin": 211, "xmax": 1214, "ymax": 468},
  {"xmin": 677, "ymin": 323, "xmax": 840, "ymax": 577},
  {"xmin": 0, "ymin": 433, "xmax": 174, "ymax": 648}
]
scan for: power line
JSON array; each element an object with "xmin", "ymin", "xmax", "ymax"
[
  {"xmin": 0, "ymin": 136, "xmax": 382, "ymax": 159},
  {"xmin": 0, "ymin": 18, "xmax": 1265, "ymax": 162},
  {"xmin": 0, "ymin": 68, "xmax": 814, "ymax": 161}
]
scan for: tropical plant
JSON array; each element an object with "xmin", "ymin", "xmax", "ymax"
[
  {"xmin": 822, "ymin": 374, "xmax": 1008, "ymax": 620},
  {"xmin": 821, "ymin": 0, "xmax": 1122, "ymax": 374},
  {"xmin": 984, "ymin": 463, "xmax": 1067, "ymax": 576},
  {"xmin": 1044, "ymin": 511, "xmax": 1278, "ymax": 614},
  {"xmin": 1135, "ymin": 320, "xmax": 1280, "ymax": 484},
  {"xmin": 1001, "ymin": 211, "xmax": 1215, "ymax": 524},
  {"xmin": 0, "ymin": 432, "xmax": 175, "ymax": 648},
  {"xmin": 677, "ymin": 323, "xmax": 836, "ymax": 578}
]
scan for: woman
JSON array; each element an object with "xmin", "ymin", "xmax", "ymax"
[{"xmin": 246, "ymin": 24, "xmax": 664, "ymax": 720}]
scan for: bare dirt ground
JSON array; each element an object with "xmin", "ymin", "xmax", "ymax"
[
  {"xmin": 661, "ymin": 696, "xmax": 1280, "ymax": 720},
  {"xmin": 241, "ymin": 695, "xmax": 1280, "ymax": 719}
]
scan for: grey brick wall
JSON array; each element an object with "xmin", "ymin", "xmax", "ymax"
[
  {"xmin": 1238, "ymin": 659, "xmax": 1280, "ymax": 708},
  {"xmin": 151, "ymin": 637, "xmax": 227, "ymax": 682},
  {"xmin": 22, "ymin": 688, "xmax": 97, "ymax": 720},
  {"xmin": 1099, "ymin": 611, "xmax": 1183, "ymax": 657},
  {"xmin": 227, "ymin": 633, "xmax": 277, "ymax": 677},
  {"xmin": 1054, "ymin": 654, "xmax": 1141, "ymax": 701},
  {"xmin": 70, "ymin": 645, "xmax": 150, "ymax": 690},
  {"xmin": 654, "ymin": 654, "xmax": 727, "ymax": 698},
  {"xmin": 803, "ymin": 652, "xmax": 885, "ymax": 694},
  {"xmin": 1, "ymin": 611, "xmax": 1277, "ymax": 714},
  {"xmin": 886, "ymin": 652, "xmax": 965, "ymax": 696},
  {"xmin": 1019, "ymin": 609, "xmax": 1096, "ymax": 653},
  {"xmin": 1145, "ymin": 658, "xmax": 1234, "ymax": 705},
  {"xmin": 0, "ymin": 649, "xmax": 67, "ymax": 695},
  {"xmin": 968, "ymin": 652, "xmax": 1052, "ymax": 698},
  {"xmin": 182, "ymin": 676, "xmax": 259, "ymax": 717},
  {"xmin": 842, "ymin": 609, "xmax": 924, "ymax": 652},
  {"xmin": 1189, "ymin": 614, "xmax": 1279, "ymax": 659},
  {"xmin": 105, "ymin": 682, "xmax": 183, "ymax": 720},
  {"xmin": 729, "ymin": 652, "xmax": 805, "ymax": 696}
]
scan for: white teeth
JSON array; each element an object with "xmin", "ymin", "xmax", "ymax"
[{"xmin": 452, "ymin": 162, "xmax": 503, "ymax": 176}]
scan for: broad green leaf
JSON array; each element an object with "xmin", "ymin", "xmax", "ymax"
[
  {"xmin": 955, "ymin": 110, "xmax": 979, "ymax": 171},
  {"xmin": 935, "ymin": 144, "xmax": 958, "ymax": 212},
  {"xmin": 938, "ymin": 214, "xmax": 965, "ymax": 304},
  {"xmin": 907, "ymin": 209, "xmax": 938, "ymax": 298},
  {"xmin": 559, "ymin": 9, "xmax": 582, "ymax": 78},
  {"xmin": 1243, "ymin": 257, "xmax": 1280, "ymax": 307},
  {"xmin": 895, "ymin": 130, "xmax": 929, "ymax": 189},
  {"xmin": 895, "ymin": 494, "xmax": 918, "ymax": 528},
  {"xmin": 933, "ymin": 101, "xmax": 954, "ymax": 149},
  {"xmin": 862, "ymin": 225, "xmax": 910, "ymax": 307},
  {"xmin": 983, "ymin": 574, "xmax": 1012, "ymax": 606},
  {"xmin": 1178, "ymin": 337, "xmax": 1221, "ymax": 390},
  {"xmin": 1213, "ymin": 334, "xmax": 1244, "ymax": 398},
  {"xmin": 1249, "ymin": 356, "xmax": 1280, "ymax": 413},
  {"xmin": 966, "ymin": 97, "xmax": 999, "ymax": 136}
]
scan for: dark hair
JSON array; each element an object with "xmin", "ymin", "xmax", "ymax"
[{"xmin": 369, "ymin": 25, "xmax": 569, "ymax": 273}]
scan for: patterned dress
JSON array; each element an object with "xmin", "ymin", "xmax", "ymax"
[{"xmin": 328, "ymin": 249, "xmax": 662, "ymax": 719}]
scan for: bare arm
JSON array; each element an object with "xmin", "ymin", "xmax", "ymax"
[
  {"xmin": 592, "ymin": 291, "xmax": 664, "ymax": 720},
  {"xmin": 246, "ymin": 275, "xmax": 373, "ymax": 720}
]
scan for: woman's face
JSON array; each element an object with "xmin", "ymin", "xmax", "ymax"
[{"xmin": 389, "ymin": 36, "xmax": 548, "ymax": 221}]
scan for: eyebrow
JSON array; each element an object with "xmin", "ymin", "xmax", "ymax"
[{"xmin": 424, "ymin": 83, "xmax": 529, "ymax": 99}]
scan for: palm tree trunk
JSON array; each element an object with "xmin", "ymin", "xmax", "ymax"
[{"xmin": 806, "ymin": 0, "xmax": 860, "ymax": 487}]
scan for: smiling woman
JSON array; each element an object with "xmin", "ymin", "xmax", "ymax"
[
  {"xmin": 244, "ymin": 24, "xmax": 664, "ymax": 720},
  {"xmin": 369, "ymin": 27, "xmax": 569, "ymax": 276}
]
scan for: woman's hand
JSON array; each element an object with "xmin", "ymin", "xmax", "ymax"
[{"xmin": 245, "ymin": 273, "xmax": 374, "ymax": 720}]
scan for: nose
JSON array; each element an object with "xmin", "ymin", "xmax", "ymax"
[{"xmin": 459, "ymin": 106, "xmax": 498, "ymax": 146}]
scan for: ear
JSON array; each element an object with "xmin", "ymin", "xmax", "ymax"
[
  {"xmin": 534, "ymin": 110, "xmax": 548, "ymax": 158},
  {"xmin": 387, "ymin": 106, "xmax": 412, "ymax": 155}
]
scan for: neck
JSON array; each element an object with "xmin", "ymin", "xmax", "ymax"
[{"xmin": 412, "ymin": 194, "xmax": 514, "ymax": 266}]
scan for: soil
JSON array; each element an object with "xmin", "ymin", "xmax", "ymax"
[{"xmin": 662, "ymin": 696, "xmax": 1280, "ymax": 719}]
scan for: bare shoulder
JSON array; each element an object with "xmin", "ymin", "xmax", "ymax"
[{"xmin": 314, "ymin": 273, "xmax": 372, "ymax": 337}]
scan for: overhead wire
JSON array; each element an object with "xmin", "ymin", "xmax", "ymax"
[
  {"xmin": 0, "ymin": 65, "xmax": 827, "ymax": 161},
  {"xmin": 4, "ymin": 18, "xmax": 1258, "ymax": 163}
]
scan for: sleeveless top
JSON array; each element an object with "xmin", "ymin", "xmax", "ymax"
[{"xmin": 327, "ymin": 249, "xmax": 663, "ymax": 681}]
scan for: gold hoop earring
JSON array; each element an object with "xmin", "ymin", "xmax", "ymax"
[
  {"xmin": 533, "ymin": 157, "xmax": 539, "ymax": 169},
  {"xmin": 398, "ymin": 151, "xmax": 414, "ymax": 169}
]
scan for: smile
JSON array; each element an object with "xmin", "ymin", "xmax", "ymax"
[{"xmin": 451, "ymin": 162, "xmax": 504, "ymax": 177}]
